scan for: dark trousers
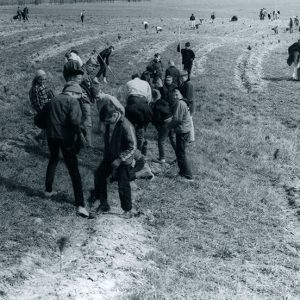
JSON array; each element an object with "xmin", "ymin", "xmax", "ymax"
[
  {"xmin": 184, "ymin": 64, "xmax": 193, "ymax": 80},
  {"xmin": 96, "ymin": 63, "xmax": 106, "ymax": 78},
  {"xmin": 94, "ymin": 159, "xmax": 132, "ymax": 212},
  {"xmin": 46, "ymin": 138, "xmax": 84, "ymax": 207},
  {"xmin": 175, "ymin": 132, "xmax": 193, "ymax": 179},
  {"xmin": 156, "ymin": 123, "xmax": 176, "ymax": 159}
]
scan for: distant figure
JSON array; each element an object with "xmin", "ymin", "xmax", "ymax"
[
  {"xmin": 231, "ymin": 16, "xmax": 238, "ymax": 22},
  {"xmin": 177, "ymin": 42, "xmax": 195, "ymax": 81},
  {"xmin": 211, "ymin": 12, "xmax": 215, "ymax": 23},
  {"xmin": 22, "ymin": 7, "xmax": 29, "ymax": 21},
  {"xmin": 155, "ymin": 26, "xmax": 162, "ymax": 33},
  {"xmin": 272, "ymin": 26, "xmax": 279, "ymax": 34},
  {"xmin": 290, "ymin": 18, "xmax": 294, "ymax": 33},
  {"xmin": 190, "ymin": 13, "xmax": 196, "ymax": 29},
  {"xmin": 17, "ymin": 6, "xmax": 22, "ymax": 21},
  {"xmin": 143, "ymin": 21, "xmax": 149, "ymax": 30},
  {"xmin": 268, "ymin": 13, "xmax": 271, "ymax": 20},
  {"xmin": 294, "ymin": 16, "xmax": 299, "ymax": 29},
  {"xmin": 80, "ymin": 10, "xmax": 85, "ymax": 24},
  {"xmin": 95, "ymin": 45, "xmax": 114, "ymax": 84}
]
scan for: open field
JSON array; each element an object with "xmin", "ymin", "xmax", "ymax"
[{"xmin": 0, "ymin": 0, "xmax": 300, "ymax": 299}]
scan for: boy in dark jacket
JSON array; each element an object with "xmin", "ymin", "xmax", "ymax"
[
  {"xmin": 147, "ymin": 53, "xmax": 163, "ymax": 85},
  {"xmin": 40, "ymin": 82, "xmax": 89, "ymax": 218},
  {"xmin": 165, "ymin": 60, "xmax": 181, "ymax": 87},
  {"xmin": 177, "ymin": 42, "xmax": 195, "ymax": 81},
  {"xmin": 151, "ymin": 89, "xmax": 176, "ymax": 163},
  {"xmin": 160, "ymin": 75, "xmax": 178, "ymax": 104},
  {"xmin": 94, "ymin": 102, "xmax": 136, "ymax": 218}
]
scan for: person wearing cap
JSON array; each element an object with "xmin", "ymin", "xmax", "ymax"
[
  {"xmin": 39, "ymin": 82, "xmax": 89, "ymax": 218},
  {"xmin": 160, "ymin": 75, "xmax": 178, "ymax": 105},
  {"xmin": 177, "ymin": 42, "xmax": 195, "ymax": 81},
  {"xmin": 147, "ymin": 53, "xmax": 163, "ymax": 85},
  {"xmin": 29, "ymin": 69, "xmax": 55, "ymax": 145},
  {"xmin": 92, "ymin": 102, "xmax": 137, "ymax": 218},
  {"xmin": 179, "ymin": 70, "xmax": 195, "ymax": 142},
  {"xmin": 95, "ymin": 45, "xmax": 114, "ymax": 84},
  {"xmin": 169, "ymin": 88, "xmax": 193, "ymax": 181},
  {"xmin": 151, "ymin": 89, "xmax": 175, "ymax": 163},
  {"xmin": 165, "ymin": 60, "xmax": 181, "ymax": 87}
]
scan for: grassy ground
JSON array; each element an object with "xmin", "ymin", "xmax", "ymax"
[{"xmin": 0, "ymin": 1, "xmax": 299, "ymax": 299}]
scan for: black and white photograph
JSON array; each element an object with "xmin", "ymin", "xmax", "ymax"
[{"xmin": 0, "ymin": 0, "xmax": 299, "ymax": 299}]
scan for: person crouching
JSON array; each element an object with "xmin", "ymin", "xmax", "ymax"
[{"xmin": 93, "ymin": 102, "xmax": 136, "ymax": 218}]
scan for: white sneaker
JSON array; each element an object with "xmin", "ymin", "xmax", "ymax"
[
  {"xmin": 93, "ymin": 77, "xmax": 100, "ymax": 84},
  {"xmin": 44, "ymin": 191, "xmax": 58, "ymax": 198},
  {"xmin": 103, "ymin": 77, "xmax": 108, "ymax": 84},
  {"xmin": 77, "ymin": 206, "xmax": 89, "ymax": 218}
]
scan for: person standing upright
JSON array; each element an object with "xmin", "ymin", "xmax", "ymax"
[
  {"xmin": 29, "ymin": 70, "xmax": 55, "ymax": 145},
  {"xmin": 190, "ymin": 13, "xmax": 196, "ymax": 29},
  {"xmin": 80, "ymin": 10, "xmax": 85, "ymax": 25},
  {"xmin": 95, "ymin": 45, "xmax": 114, "ymax": 84},
  {"xmin": 169, "ymin": 89, "xmax": 193, "ymax": 181},
  {"xmin": 39, "ymin": 82, "xmax": 89, "ymax": 218},
  {"xmin": 178, "ymin": 70, "xmax": 195, "ymax": 142},
  {"xmin": 147, "ymin": 53, "xmax": 164, "ymax": 87},
  {"xmin": 165, "ymin": 60, "xmax": 181, "ymax": 87},
  {"xmin": 177, "ymin": 42, "xmax": 195, "ymax": 81}
]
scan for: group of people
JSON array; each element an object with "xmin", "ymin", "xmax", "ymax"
[
  {"xmin": 14, "ymin": 6, "xmax": 29, "ymax": 21},
  {"xmin": 289, "ymin": 16, "xmax": 300, "ymax": 33},
  {"xmin": 29, "ymin": 41, "xmax": 196, "ymax": 219},
  {"xmin": 259, "ymin": 8, "xmax": 280, "ymax": 21}
]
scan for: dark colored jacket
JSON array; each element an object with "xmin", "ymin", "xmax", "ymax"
[
  {"xmin": 159, "ymin": 83, "xmax": 177, "ymax": 104},
  {"xmin": 177, "ymin": 45, "xmax": 195, "ymax": 67},
  {"xmin": 104, "ymin": 116, "xmax": 136, "ymax": 165},
  {"xmin": 45, "ymin": 93, "xmax": 82, "ymax": 140},
  {"xmin": 125, "ymin": 102, "xmax": 153, "ymax": 128},
  {"xmin": 147, "ymin": 60, "xmax": 163, "ymax": 80},
  {"xmin": 288, "ymin": 42, "xmax": 300, "ymax": 55},
  {"xmin": 165, "ymin": 66, "xmax": 180, "ymax": 86},
  {"xmin": 97, "ymin": 49, "xmax": 112, "ymax": 66},
  {"xmin": 190, "ymin": 15, "xmax": 195, "ymax": 21},
  {"xmin": 151, "ymin": 98, "xmax": 172, "ymax": 125},
  {"xmin": 287, "ymin": 42, "xmax": 300, "ymax": 66},
  {"xmin": 179, "ymin": 81, "xmax": 194, "ymax": 114}
]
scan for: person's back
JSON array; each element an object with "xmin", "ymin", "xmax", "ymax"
[
  {"xmin": 126, "ymin": 77, "xmax": 152, "ymax": 104},
  {"xmin": 47, "ymin": 93, "xmax": 81, "ymax": 140}
]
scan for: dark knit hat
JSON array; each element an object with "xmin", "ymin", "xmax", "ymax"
[{"xmin": 185, "ymin": 42, "xmax": 191, "ymax": 47}]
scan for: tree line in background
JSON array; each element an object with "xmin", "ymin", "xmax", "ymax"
[{"xmin": 0, "ymin": 0, "xmax": 150, "ymax": 5}]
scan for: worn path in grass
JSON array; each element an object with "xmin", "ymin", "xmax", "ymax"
[{"xmin": 0, "ymin": 4, "xmax": 300, "ymax": 299}]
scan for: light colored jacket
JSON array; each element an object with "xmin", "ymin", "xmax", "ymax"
[{"xmin": 125, "ymin": 78, "xmax": 152, "ymax": 103}]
